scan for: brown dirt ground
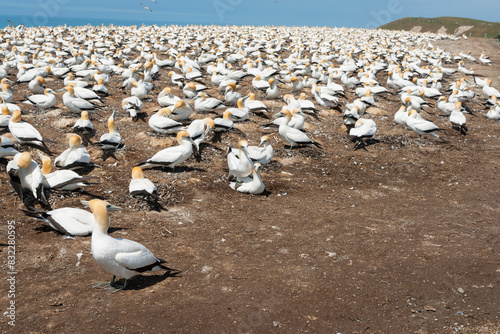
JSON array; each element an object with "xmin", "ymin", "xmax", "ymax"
[{"xmin": 1, "ymin": 37, "xmax": 500, "ymax": 334}]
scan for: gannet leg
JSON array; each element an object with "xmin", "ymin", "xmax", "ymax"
[{"xmin": 92, "ymin": 275, "xmax": 127, "ymax": 293}]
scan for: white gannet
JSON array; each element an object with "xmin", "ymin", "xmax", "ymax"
[
  {"xmin": 266, "ymin": 78, "xmax": 279, "ymax": 99},
  {"xmin": 23, "ymin": 207, "xmax": 95, "ymax": 236},
  {"xmin": 170, "ymin": 100, "xmax": 193, "ymax": 121},
  {"xmin": 482, "ymin": 79, "xmax": 500, "ymax": 98},
  {"xmin": 73, "ymin": 110, "xmax": 94, "ymax": 132},
  {"xmin": 224, "ymin": 82, "xmax": 242, "ymax": 106},
  {"xmin": 96, "ymin": 110, "xmax": 121, "ymax": 150},
  {"xmin": 229, "ymin": 163, "xmax": 265, "ymax": 195},
  {"xmin": 137, "ymin": 130, "xmax": 195, "ymax": 169},
  {"xmin": 312, "ymin": 83, "xmax": 339, "ymax": 108},
  {"xmin": 406, "ymin": 110, "xmax": 444, "ymax": 141},
  {"xmin": 276, "ymin": 109, "xmax": 321, "ymax": 149},
  {"xmin": 437, "ymin": 96, "xmax": 455, "ymax": 116},
  {"xmin": 269, "ymin": 108, "xmax": 305, "ymax": 130},
  {"xmin": 194, "ymin": 93, "xmax": 224, "ymax": 113},
  {"xmin": 157, "ymin": 87, "xmax": 180, "ymax": 107},
  {"xmin": 246, "ymin": 136, "xmax": 274, "ymax": 165},
  {"xmin": 244, "ymin": 93, "xmax": 268, "ymax": 115},
  {"xmin": 0, "ymin": 105, "xmax": 12, "ymax": 130},
  {"xmin": 92, "ymin": 78, "xmax": 108, "ymax": 97},
  {"xmin": 39, "ymin": 153, "xmax": 97, "ymax": 191},
  {"xmin": 131, "ymin": 80, "xmax": 148, "ymax": 100},
  {"xmin": 349, "ymin": 118, "xmax": 377, "ymax": 149},
  {"xmin": 8, "ymin": 110, "xmax": 52, "ymax": 153},
  {"xmin": 63, "ymin": 85, "xmax": 97, "ymax": 114},
  {"xmin": 0, "ymin": 136, "xmax": 19, "ymax": 158},
  {"xmin": 7, "ymin": 151, "xmax": 47, "ymax": 205},
  {"xmin": 183, "ymin": 82, "xmax": 206, "ymax": 99},
  {"xmin": 394, "ymin": 105, "xmax": 409, "ymax": 126},
  {"xmin": 252, "ymin": 75, "xmax": 270, "ymax": 91},
  {"xmin": 227, "ymin": 140, "xmax": 253, "ymax": 181},
  {"xmin": 23, "ymin": 88, "xmax": 57, "ymax": 109},
  {"xmin": 168, "ymin": 71, "xmax": 185, "ymax": 88},
  {"xmin": 129, "ymin": 166, "xmax": 157, "ymax": 199},
  {"xmin": 149, "ymin": 108, "xmax": 184, "ymax": 134},
  {"xmin": 28, "ymin": 76, "xmax": 46, "ymax": 94},
  {"xmin": 226, "ymin": 98, "xmax": 249, "ymax": 122},
  {"xmin": 122, "ymin": 96, "xmax": 143, "ymax": 121},
  {"xmin": 186, "ymin": 118, "xmax": 215, "ymax": 150},
  {"xmin": 213, "ymin": 111, "xmax": 234, "ymax": 133},
  {"xmin": 450, "ymin": 102, "xmax": 467, "ymax": 135},
  {"xmin": 0, "ymin": 83, "xmax": 13, "ymax": 103},
  {"xmin": 90, "ymin": 199, "xmax": 173, "ymax": 293},
  {"xmin": 54, "ymin": 134, "xmax": 91, "ymax": 169}
]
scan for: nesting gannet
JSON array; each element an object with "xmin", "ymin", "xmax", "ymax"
[
  {"xmin": 227, "ymin": 140, "xmax": 253, "ymax": 181},
  {"xmin": 213, "ymin": 111, "xmax": 234, "ymax": 133},
  {"xmin": 28, "ymin": 76, "xmax": 46, "ymax": 94},
  {"xmin": 96, "ymin": 110, "xmax": 121, "ymax": 150},
  {"xmin": 194, "ymin": 93, "xmax": 224, "ymax": 113},
  {"xmin": 137, "ymin": 131, "xmax": 195, "ymax": 169},
  {"xmin": 23, "ymin": 207, "xmax": 95, "ymax": 236},
  {"xmin": 158, "ymin": 87, "xmax": 180, "ymax": 107},
  {"xmin": 23, "ymin": 88, "xmax": 57, "ymax": 109},
  {"xmin": 122, "ymin": 96, "xmax": 143, "ymax": 121},
  {"xmin": 0, "ymin": 136, "xmax": 19, "ymax": 158},
  {"xmin": 8, "ymin": 110, "xmax": 52, "ymax": 153},
  {"xmin": 224, "ymin": 82, "xmax": 242, "ymax": 106},
  {"xmin": 406, "ymin": 110, "xmax": 444, "ymax": 141},
  {"xmin": 7, "ymin": 151, "xmax": 47, "ymax": 206},
  {"xmin": 266, "ymin": 78, "xmax": 279, "ymax": 99},
  {"xmin": 90, "ymin": 199, "xmax": 173, "ymax": 293},
  {"xmin": 246, "ymin": 136, "xmax": 274, "ymax": 165},
  {"xmin": 312, "ymin": 83, "xmax": 339, "ymax": 107},
  {"xmin": 229, "ymin": 163, "xmax": 265, "ymax": 195},
  {"xmin": 73, "ymin": 110, "xmax": 94, "ymax": 133},
  {"xmin": 129, "ymin": 167, "xmax": 157, "ymax": 199},
  {"xmin": 252, "ymin": 75, "xmax": 270, "ymax": 91},
  {"xmin": 131, "ymin": 80, "xmax": 148, "ymax": 100},
  {"xmin": 168, "ymin": 71, "xmax": 185, "ymax": 88},
  {"xmin": 226, "ymin": 98, "xmax": 249, "ymax": 122},
  {"xmin": 450, "ymin": 102, "xmax": 467, "ymax": 135},
  {"xmin": 276, "ymin": 109, "xmax": 321, "ymax": 149},
  {"xmin": 54, "ymin": 134, "xmax": 91, "ymax": 169},
  {"xmin": 0, "ymin": 83, "xmax": 13, "ymax": 103},
  {"xmin": 149, "ymin": 108, "xmax": 184, "ymax": 134},
  {"xmin": 244, "ymin": 93, "xmax": 268, "ymax": 115},
  {"xmin": 482, "ymin": 79, "xmax": 500, "ymax": 98},
  {"xmin": 349, "ymin": 118, "xmax": 377, "ymax": 149},
  {"xmin": 63, "ymin": 85, "xmax": 97, "ymax": 114},
  {"xmin": 486, "ymin": 106, "xmax": 500, "ymax": 120},
  {"xmin": 186, "ymin": 118, "xmax": 215, "ymax": 150},
  {"xmin": 297, "ymin": 93, "xmax": 317, "ymax": 113},
  {"xmin": 394, "ymin": 105, "xmax": 410, "ymax": 126},
  {"xmin": 0, "ymin": 105, "xmax": 12, "ymax": 130},
  {"xmin": 170, "ymin": 100, "xmax": 193, "ymax": 121},
  {"xmin": 183, "ymin": 82, "xmax": 206, "ymax": 99},
  {"xmin": 92, "ymin": 78, "xmax": 108, "ymax": 97},
  {"xmin": 344, "ymin": 105, "xmax": 361, "ymax": 127}
]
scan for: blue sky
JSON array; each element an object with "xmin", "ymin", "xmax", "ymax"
[{"xmin": 1, "ymin": 0, "xmax": 499, "ymax": 28}]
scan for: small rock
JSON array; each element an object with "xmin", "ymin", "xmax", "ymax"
[
  {"xmin": 424, "ymin": 306, "xmax": 436, "ymax": 312},
  {"xmin": 273, "ymin": 321, "xmax": 281, "ymax": 327},
  {"xmin": 457, "ymin": 287, "xmax": 464, "ymax": 294}
]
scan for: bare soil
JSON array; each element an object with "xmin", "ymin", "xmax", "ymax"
[{"xmin": 1, "ymin": 37, "xmax": 500, "ymax": 333}]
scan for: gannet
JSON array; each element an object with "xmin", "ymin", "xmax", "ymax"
[
  {"xmin": 8, "ymin": 110, "xmax": 51, "ymax": 153},
  {"xmin": 349, "ymin": 118, "xmax": 377, "ymax": 149},
  {"xmin": 394, "ymin": 105, "xmax": 409, "ymax": 126},
  {"xmin": 224, "ymin": 82, "xmax": 242, "ymax": 106},
  {"xmin": 229, "ymin": 163, "xmax": 265, "ymax": 195},
  {"xmin": 168, "ymin": 71, "xmax": 185, "ymax": 88},
  {"xmin": 23, "ymin": 88, "xmax": 57, "ymax": 109},
  {"xmin": 39, "ymin": 153, "xmax": 97, "ymax": 191},
  {"xmin": 122, "ymin": 96, "xmax": 143, "ymax": 121},
  {"xmin": 226, "ymin": 98, "xmax": 249, "ymax": 122},
  {"xmin": 437, "ymin": 96, "xmax": 455, "ymax": 116},
  {"xmin": 90, "ymin": 199, "xmax": 173, "ymax": 293},
  {"xmin": 450, "ymin": 102, "xmax": 467, "ymax": 135},
  {"xmin": 7, "ymin": 151, "xmax": 47, "ymax": 206},
  {"xmin": 0, "ymin": 105, "xmax": 12, "ymax": 130},
  {"xmin": 137, "ymin": 131, "xmax": 195, "ymax": 169},
  {"xmin": 170, "ymin": 100, "xmax": 193, "ymax": 121},
  {"xmin": 297, "ymin": 93, "xmax": 317, "ymax": 113},
  {"xmin": 183, "ymin": 82, "xmax": 206, "ymax": 99},
  {"xmin": 0, "ymin": 136, "xmax": 18, "ymax": 158},
  {"xmin": 92, "ymin": 78, "xmax": 108, "ymax": 97},
  {"xmin": 246, "ymin": 136, "xmax": 273, "ymax": 165},
  {"xmin": 213, "ymin": 111, "xmax": 234, "ymax": 133},
  {"xmin": 482, "ymin": 79, "xmax": 500, "ymax": 98},
  {"xmin": 54, "ymin": 134, "xmax": 91, "ymax": 169},
  {"xmin": 266, "ymin": 78, "xmax": 279, "ymax": 99},
  {"xmin": 486, "ymin": 106, "xmax": 500, "ymax": 120},
  {"xmin": 158, "ymin": 87, "xmax": 180, "ymax": 107},
  {"xmin": 227, "ymin": 140, "xmax": 253, "ymax": 181},
  {"xmin": 131, "ymin": 80, "xmax": 148, "ymax": 100},
  {"xmin": 23, "ymin": 207, "xmax": 95, "ymax": 236},
  {"xmin": 244, "ymin": 93, "xmax": 268, "ymax": 115},
  {"xmin": 312, "ymin": 83, "xmax": 339, "ymax": 107},
  {"xmin": 276, "ymin": 109, "xmax": 321, "ymax": 149},
  {"xmin": 129, "ymin": 167, "xmax": 157, "ymax": 199},
  {"xmin": 194, "ymin": 93, "xmax": 224, "ymax": 113},
  {"xmin": 63, "ymin": 85, "xmax": 97, "ymax": 114},
  {"xmin": 96, "ymin": 110, "xmax": 121, "ymax": 150},
  {"xmin": 0, "ymin": 84, "xmax": 13, "ymax": 103},
  {"xmin": 252, "ymin": 75, "xmax": 270, "ymax": 91},
  {"xmin": 149, "ymin": 108, "xmax": 184, "ymax": 134},
  {"xmin": 269, "ymin": 108, "xmax": 305, "ymax": 130},
  {"xmin": 406, "ymin": 110, "xmax": 444, "ymax": 141},
  {"xmin": 28, "ymin": 76, "xmax": 46, "ymax": 94}
]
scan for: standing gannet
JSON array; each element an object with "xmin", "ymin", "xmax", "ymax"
[
  {"xmin": 137, "ymin": 131, "xmax": 195, "ymax": 169},
  {"xmin": 0, "ymin": 136, "xmax": 18, "ymax": 158},
  {"xmin": 39, "ymin": 153, "xmax": 97, "ymax": 191},
  {"xmin": 226, "ymin": 98, "xmax": 249, "ymax": 122},
  {"xmin": 266, "ymin": 78, "xmax": 279, "ymax": 99},
  {"xmin": 246, "ymin": 136, "xmax": 274, "ymax": 165},
  {"xmin": 96, "ymin": 110, "xmax": 121, "ymax": 150},
  {"xmin": 450, "ymin": 102, "xmax": 467, "ymax": 135},
  {"xmin": 186, "ymin": 118, "xmax": 215, "ymax": 150},
  {"xmin": 227, "ymin": 140, "xmax": 253, "ymax": 181},
  {"xmin": 349, "ymin": 118, "xmax": 377, "ymax": 149},
  {"xmin": 22, "ymin": 206, "xmax": 96, "ymax": 236},
  {"xmin": 406, "ymin": 110, "xmax": 444, "ymax": 141},
  {"xmin": 90, "ymin": 199, "xmax": 173, "ymax": 293},
  {"xmin": 229, "ymin": 163, "xmax": 265, "ymax": 195},
  {"xmin": 131, "ymin": 80, "xmax": 148, "ymax": 100},
  {"xmin": 122, "ymin": 96, "xmax": 143, "ymax": 121},
  {"xmin": 8, "ymin": 110, "xmax": 52, "ymax": 154},
  {"xmin": 269, "ymin": 108, "xmax": 305, "ymax": 130},
  {"xmin": 276, "ymin": 109, "xmax": 321, "ymax": 149},
  {"xmin": 23, "ymin": 88, "xmax": 57, "ymax": 109},
  {"xmin": 54, "ymin": 134, "xmax": 91, "ymax": 169},
  {"xmin": 129, "ymin": 167, "xmax": 157, "ymax": 199},
  {"xmin": 7, "ymin": 151, "xmax": 47, "ymax": 206},
  {"xmin": 149, "ymin": 108, "xmax": 184, "ymax": 134}
]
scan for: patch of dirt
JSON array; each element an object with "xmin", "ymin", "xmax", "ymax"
[{"xmin": 0, "ymin": 31, "xmax": 500, "ymax": 334}]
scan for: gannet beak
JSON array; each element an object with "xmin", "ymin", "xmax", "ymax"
[
  {"xmin": 272, "ymin": 112, "xmax": 283, "ymax": 118},
  {"xmin": 81, "ymin": 200, "xmax": 90, "ymax": 207},
  {"xmin": 57, "ymin": 88, "xmax": 65, "ymax": 92},
  {"xmin": 107, "ymin": 205, "xmax": 123, "ymax": 211}
]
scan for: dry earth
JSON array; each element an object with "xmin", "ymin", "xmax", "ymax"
[{"xmin": 1, "ymin": 37, "xmax": 500, "ymax": 333}]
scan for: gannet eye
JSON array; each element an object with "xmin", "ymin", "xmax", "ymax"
[{"xmin": 106, "ymin": 204, "xmax": 112, "ymax": 209}]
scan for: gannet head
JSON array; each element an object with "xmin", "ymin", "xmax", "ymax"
[
  {"xmin": 81, "ymin": 110, "xmax": 89, "ymax": 121},
  {"xmin": 17, "ymin": 151, "xmax": 32, "ymax": 169},
  {"xmin": 69, "ymin": 134, "xmax": 83, "ymax": 148},
  {"xmin": 131, "ymin": 166, "xmax": 144, "ymax": 180},
  {"xmin": 11, "ymin": 110, "xmax": 22, "ymax": 123}
]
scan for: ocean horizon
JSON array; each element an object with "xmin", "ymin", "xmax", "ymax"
[{"xmin": 0, "ymin": 14, "xmax": 211, "ymax": 29}]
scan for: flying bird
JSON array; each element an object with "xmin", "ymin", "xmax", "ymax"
[{"xmin": 140, "ymin": 3, "xmax": 153, "ymax": 12}]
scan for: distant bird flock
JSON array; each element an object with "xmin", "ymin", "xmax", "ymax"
[{"xmin": 1, "ymin": 23, "xmax": 499, "ymax": 292}]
